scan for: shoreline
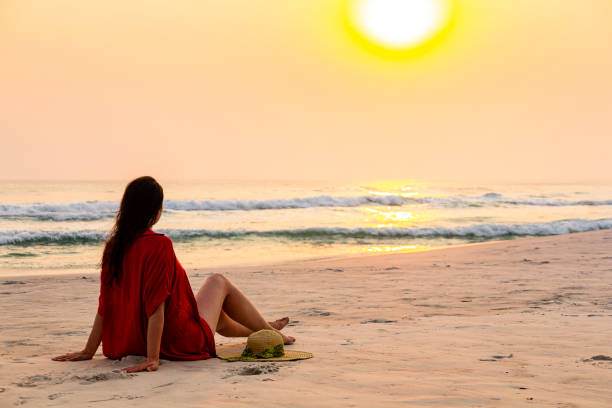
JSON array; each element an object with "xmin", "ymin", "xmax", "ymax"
[
  {"xmin": 2, "ymin": 229, "xmax": 611, "ymax": 280},
  {"xmin": 1, "ymin": 229, "xmax": 611, "ymax": 407}
]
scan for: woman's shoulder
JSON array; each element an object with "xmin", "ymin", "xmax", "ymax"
[{"xmin": 137, "ymin": 230, "xmax": 174, "ymax": 250}]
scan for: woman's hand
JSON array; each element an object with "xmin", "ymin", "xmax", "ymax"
[
  {"xmin": 52, "ymin": 350, "xmax": 94, "ymax": 361},
  {"xmin": 122, "ymin": 358, "xmax": 159, "ymax": 373},
  {"xmin": 121, "ymin": 301, "xmax": 165, "ymax": 373}
]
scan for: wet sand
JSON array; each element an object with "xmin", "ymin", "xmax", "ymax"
[{"xmin": 1, "ymin": 229, "xmax": 611, "ymax": 407}]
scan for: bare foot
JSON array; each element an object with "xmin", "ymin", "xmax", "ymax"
[
  {"xmin": 280, "ymin": 332, "xmax": 296, "ymax": 345},
  {"xmin": 268, "ymin": 317, "xmax": 289, "ymax": 330}
]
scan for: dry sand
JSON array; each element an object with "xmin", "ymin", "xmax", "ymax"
[{"xmin": 1, "ymin": 230, "xmax": 611, "ymax": 407}]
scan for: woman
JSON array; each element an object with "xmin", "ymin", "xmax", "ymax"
[{"xmin": 52, "ymin": 176, "xmax": 294, "ymax": 372}]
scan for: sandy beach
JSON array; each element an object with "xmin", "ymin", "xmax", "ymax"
[{"xmin": 1, "ymin": 229, "xmax": 611, "ymax": 407}]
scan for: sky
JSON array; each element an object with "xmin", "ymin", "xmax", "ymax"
[{"xmin": 1, "ymin": 0, "xmax": 611, "ymax": 182}]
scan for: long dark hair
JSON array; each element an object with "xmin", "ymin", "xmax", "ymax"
[{"xmin": 102, "ymin": 176, "xmax": 164, "ymax": 286}]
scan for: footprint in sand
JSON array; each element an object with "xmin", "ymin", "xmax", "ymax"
[
  {"xmin": 238, "ymin": 366, "xmax": 279, "ymax": 376},
  {"xmin": 582, "ymin": 355, "xmax": 612, "ymax": 364},
  {"xmin": 17, "ymin": 370, "xmax": 135, "ymax": 388},
  {"xmin": 225, "ymin": 364, "xmax": 280, "ymax": 377},
  {"xmin": 48, "ymin": 392, "xmax": 69, "ymax": 400},
  {"xmin": 360, "ymin": 318, "xmax": 397, "ymax": 324},
  {"xmin": 16, "ymin": 374, "xmax": 54, "ymax": 388},
  {"xmin": 51, "ymin": 330, "xmax": 86, "ymax": 336},
  {"xmin": 88, "ymin": 394, "xmax": 144, "ymax": 403},
  {"xmin": 479, "ymin": 353, "xmax": 513, "ymax": 362},
  {"xmin": 521, "ymin": 259, "xmax": 550, "ymax": 265},
  {"xmin": 152, "ymin": 382, "xmax": 174, "ymax": 389},
  {"xmin": 71, "ymin": 370, "xmax": 135, "ymax": 385},
  {"xmin": 4, "ymin": 340, "xmax": 39, "ymax": 347},
  {"xmin": 302, "ymin": 308, "xmax": 333, "ymax": 317}
]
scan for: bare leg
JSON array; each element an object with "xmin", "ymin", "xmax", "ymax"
[
  {"xmin": 195, "ymin": 273, "xmax": 295, "ymax": 344},
  {"xmin": 217, "ymin": 311, "xmax": 289, "ymax": 337},
  {"xmin": 216, "ymin": 310, "xmax": 252, "ymax": 337}
]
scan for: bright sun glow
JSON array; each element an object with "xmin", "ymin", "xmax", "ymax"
[{"xmin": 347, "ymin": 0, "xmax": 453, "ymax": 52}]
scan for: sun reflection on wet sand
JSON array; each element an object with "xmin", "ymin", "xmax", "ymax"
[{"xmin": 365, "ymin": 245, "xmax": 429, "ymax": 253}]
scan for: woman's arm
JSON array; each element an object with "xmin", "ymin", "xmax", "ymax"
[
  {"xmin": 52, "ymin": 313, "xmax": 103, "ymax": 361},
  {"xmin": 123, "ymin": 301, "xmax": 165, "ymax": 373}
]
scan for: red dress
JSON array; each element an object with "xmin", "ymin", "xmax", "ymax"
[{"xmin": 98, "ymin": 229, "xmax": 216, "ymax": 360}]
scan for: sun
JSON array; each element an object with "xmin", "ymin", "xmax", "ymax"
[{"xmin": 345, "ymin": 0, "xmax": 454, "ymax": 56}]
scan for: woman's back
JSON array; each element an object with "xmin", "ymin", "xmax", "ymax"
[{"xmin": 98, "ymin": 230, "xmax": 216, "ymax": 360}]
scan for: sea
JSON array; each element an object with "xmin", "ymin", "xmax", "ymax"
[{"xmin": 1, "ymin": 180, "xmax": 611, "ymax": 277}]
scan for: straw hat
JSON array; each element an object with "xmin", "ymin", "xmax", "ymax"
[{"xmin": 218, "ymin": 330, "xmax": 313, "ymax": 362}]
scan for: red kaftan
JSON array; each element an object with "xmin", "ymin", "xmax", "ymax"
[{"xmin": 98, "ymin": 229, "xmax": 216, "ymax": 360}]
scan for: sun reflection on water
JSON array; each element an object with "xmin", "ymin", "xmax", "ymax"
[
  {"xmin": 365, "ymin": 180, "xmax": 424, "ymax": 198},
  {"xmin": 361, "ymin": 181, "xmax": 442, "ymax": 229},
  {"xmin": 368, "ymin": 191, "xmax": 419, "ymax": 197},
  {"xmin": 363, "ymin": 207, "xmax": 437, "ymax": 229},
  {"xmin": 365, "ymin": 208, "xmax": 416, "ymax": 222}
]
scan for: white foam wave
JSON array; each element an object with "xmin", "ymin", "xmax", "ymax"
[
  {"xmin": 2, "ymin": 219, "xmax": 610, "ymax": 245},
  {"xmin": 1, "ymin": 194, "xmax": 610, "ymax": 220},
  {"xmin": 0, "ymin": 202, "xmax": 118, "ymax": 221},
  {"xmin": 0, "ymin": 230, "xmax": 107, "ymax": 245},
  {"xmin": 0, "ymin": 196, "xmax": 408, "ymax": 220},
  {"xmin": 412, "ymin": 195, "xmax": 612, "ymax": 208},
  {"xmin": 164, "ymin": 195, "xmax": 407, "ymax": 211}
]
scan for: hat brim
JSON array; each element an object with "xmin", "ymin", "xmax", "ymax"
[
  {"xmin": 218, "ymin": 350, "xmax": 313, "ymax": 362},
  {"xmin": 216, "ymin": 343, "xmax": 313, "ymax": 362}
]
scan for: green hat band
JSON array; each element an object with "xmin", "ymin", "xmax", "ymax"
[{"xmin": 237, "ymin": 344, "xmax": 284, "ymax": 361}]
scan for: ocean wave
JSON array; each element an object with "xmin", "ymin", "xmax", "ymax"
[
  {"xmin": 0, "ymin": 196, "xmax": 406, "ymax": 220},
  {"xmin": 412, "ymin": 195, "xmax": 612, "ymax": 208},
  {"xmin": 163, "ymin": 195, "xmax": 408, "ymax": 211},
  {"xmin": 0, "ymin": 202, "xmax": 118, "ymax": 221},
  {"xmin": 0, "ymin": 230, "xmax": 107, "ymax": 245},
  {"xmin": 1, "ymin": 194, "xmax": 611, "ymax": 221},
  {"xmin": 2, "ymin": 219, "xmax": 611, "ymax": 246}
]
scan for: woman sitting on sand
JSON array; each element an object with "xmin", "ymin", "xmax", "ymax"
[{"xmin": 53, "ymin": 176, "xmax": 294, "ymax": 372}]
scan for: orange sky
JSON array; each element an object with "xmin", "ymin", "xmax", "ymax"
[{"xmin": 1, "ymin": 0, "xmax": 611, "ymax": 182}]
